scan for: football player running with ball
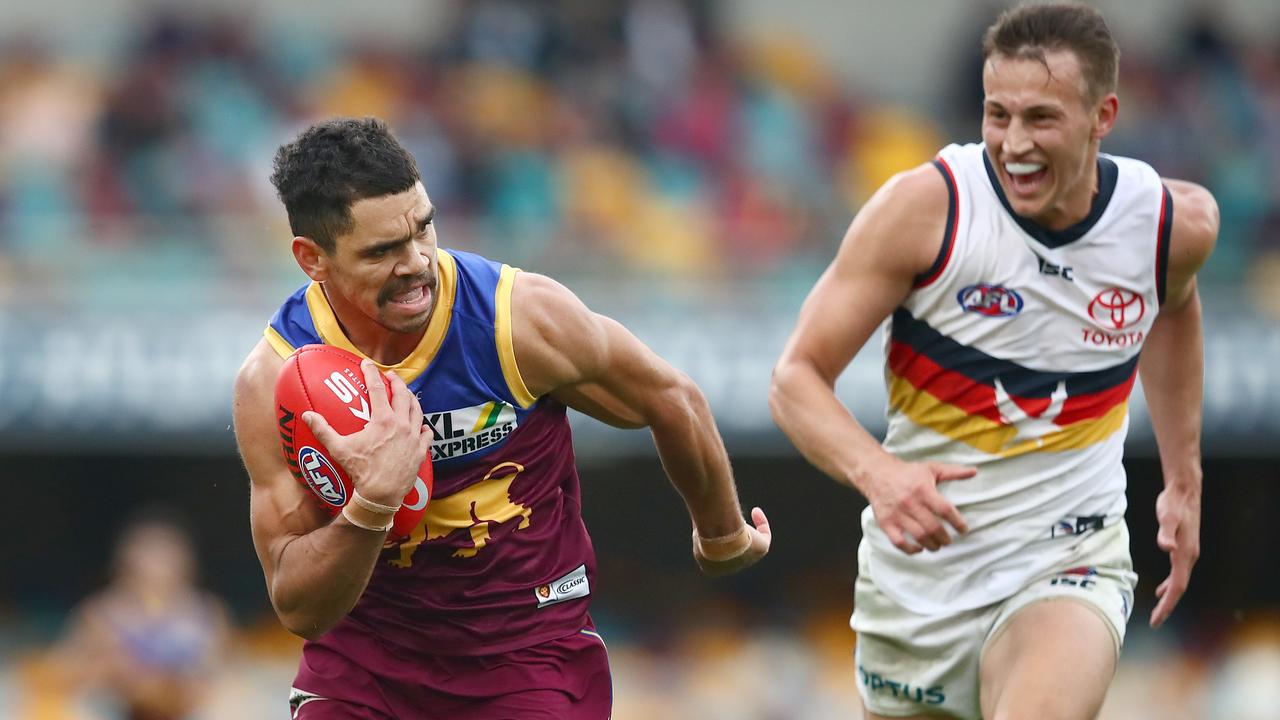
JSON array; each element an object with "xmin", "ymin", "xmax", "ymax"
[
  {"xmin": 232, "ymin": 117, "xmax": 770, "ymax": 719},
  {"xmin": 771, "ymin": 4, "xmax": 1215, "ymax": 720}
]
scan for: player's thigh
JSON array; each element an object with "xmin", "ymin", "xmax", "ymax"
[
  {"xmin": 405, "ymin": 628, "xmax": 612, "ymax": 720},
  {"xmin": 470, "ymin": 636, "xmax": 612, "ymax": 720},
  {"xmin": 852, "ymin": 540, "xmax": 982, "ymax": 719},
  {"xmin": 978, "ymin": 598, "xmax": 1116, "ymax": 720}
]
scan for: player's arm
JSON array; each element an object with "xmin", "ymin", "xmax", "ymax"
[
  {"xmin": 233, "ymin": 340, "xmax": 425, "ymax": 639},
  {"xmin": 510, "ymin": 273, "xmax": 769, "ymax": 577},
  {"xmin": 769, "ymin": 164, "xmax": 976, "ymax": 554},
  {"xmin": 1140, "ymin": 179, "xmax": 1218, "ymax": 629}
]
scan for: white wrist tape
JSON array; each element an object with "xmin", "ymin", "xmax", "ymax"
[
  {"xmin": 694, "ymin": 524, "xmax": 751, "ymax": 562},
  {"xmin": 352, "ymin": 490, "xmax": 401, "ymax": 515},
  {"xmin": 342, "ymin": 490, "xmax": 398, "ymax": 532}
]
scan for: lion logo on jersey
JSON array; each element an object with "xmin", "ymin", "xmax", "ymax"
[{"xmin": 390, "ymin": 461, "xmax": 533, "ymax": 568}]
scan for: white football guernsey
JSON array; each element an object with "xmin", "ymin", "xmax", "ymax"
[{"xmin": 861, "ymin": 142, "xmax": 1172, "ymax": 614}]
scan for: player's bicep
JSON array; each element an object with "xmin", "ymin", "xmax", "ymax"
[
  {"xmin": 783, "ymin": 248, "xmax": 909, "ymax": 384},
  {"xmin": 512, "ymin": 273, "xmax": 684, "ymax": 427},
  {"xmin": 552, "ymin": 315, "xmax": 682, "ymax": 428},
  {"xmin": 232, "ymin": 341, "xmax": 328, "ymax": 573}
]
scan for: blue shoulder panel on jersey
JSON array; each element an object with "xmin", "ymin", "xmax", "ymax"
[{"xmin": 269, "ymin": 284, "xmax": 321, "ymax": 350}]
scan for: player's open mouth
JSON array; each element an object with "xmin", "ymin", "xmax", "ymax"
[
  {"xmin": 388, "ymin": 284, "xmax": 432, "ymax": 313},
  {"xmin": 1004, "ymin": 161, "xmax": 1047, "ymax": 197}
]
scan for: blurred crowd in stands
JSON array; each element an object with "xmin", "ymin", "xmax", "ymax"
[{"xmin": 2, "ymin": 1, "xmax": 1275, "ymax": 314}]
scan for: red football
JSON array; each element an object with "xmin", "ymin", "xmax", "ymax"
[{"xmin": 273, "ymin": 344, "xmax": 432, "ymax": 541}]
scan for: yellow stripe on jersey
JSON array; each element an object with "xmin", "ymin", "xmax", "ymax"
[
  {"xmin": 1024, "ymin": 400, "xmax": 1129, "ymax": 456},
  {"xmin": 889, "ymin": 374, "xmax": 1016, "ymax": 454},
  {"xmin": 471, "ymin": 401, "xmax": 496, "ymax": 433},
  {"xmin": 302, "ymin": 250, "xmax": 458, "ymax": 384},
  {"xmin": 263, "ymin": 326, "xmax": 295, "ymax": 359},
  {"xmin": 495, "ymin": 264, "xmax": 537, "ymax": 408},
  {"xmin": 889, "ymin": 373, "xmax": 1130, "ymax": 458}
]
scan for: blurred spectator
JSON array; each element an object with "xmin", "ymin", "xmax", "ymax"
[
  {"xmin": 3, "ymin": 0, "xmax": 1274, "ymax": 313},
  {"xmin": 55, "ymin": 511, "xmax": 229, "ymax": 720}
]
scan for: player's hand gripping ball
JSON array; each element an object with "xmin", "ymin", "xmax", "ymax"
[{"xmin": 274, "ymin": 344, "xmax": 432, "ymax": 540}]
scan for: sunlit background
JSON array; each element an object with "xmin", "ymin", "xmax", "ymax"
[{"xmin": 1, "ymin": 0, "xmax": 1278, "ymax": 718}]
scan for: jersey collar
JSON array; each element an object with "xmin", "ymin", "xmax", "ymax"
[
  {"xmin": 982, "ymin": 149, "xmax": 1118, "ymax": 248},
  {"xmin": 304, "ymin": 249, "xmax": 457, "ymax": 384}
]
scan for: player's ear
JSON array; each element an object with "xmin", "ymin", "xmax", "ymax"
[
  {"xmin": 1091, "ymin": 92, "xmax": 1118, "ymax": 141},
  {"xmin": 292, "ymin": 236, "xmax": 330, "ymax": 282}
]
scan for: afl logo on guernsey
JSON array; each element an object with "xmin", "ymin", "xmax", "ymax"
[
  {"xmin": 297, "ymin": 446, "xmax": 346, "ymax": 506},
  {"xmin": 1088, "ymin": 288, "xmax": 1145, "ymax": 330},
  {"xmin": 957, "ymin": 284, "xmax": 1024, "ymax": 318}
]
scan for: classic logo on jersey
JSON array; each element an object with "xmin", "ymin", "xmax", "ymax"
[
  {"xmin": 1088, "ymin": 288, "xmax": 1145, "ymax": 330},
  {"xmin": 957, "ymin": 283, "xmax": 1024, "ymax": 317},
  {"xmin": 297, "ymin": 446, "xmax": 346, "ymax": 506},
  {"xmin": 534, "ymin": 564, "xmax": 590, "ymax": 609},
  {"xmin": 390, "ymin": 461, "xmax": 533, "ymax": 567},
  {"xmin": 425, "ymin": 401, "xmax": 518, "ymax": 461}
]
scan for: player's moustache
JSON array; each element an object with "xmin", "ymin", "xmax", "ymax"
[{"xmin": 378, "ymin": 273, "xmax": 436, "ymax": 305}]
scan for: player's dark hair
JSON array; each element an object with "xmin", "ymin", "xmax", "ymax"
[
  {"xmin": 982, "ymin": 2, "xmax": 1119, "ymax": 104},
  {"xmin": 270, "ymin": 117, "xmax": 421, "ymax": 253}
]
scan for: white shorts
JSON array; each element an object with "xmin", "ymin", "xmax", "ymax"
[{"xmin": 851, "ymin": 520, "xmax": 1137, "ymax": 719}]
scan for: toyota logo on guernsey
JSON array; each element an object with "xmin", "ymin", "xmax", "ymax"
[
  {"xmin": 957, "ymin": 284, "xmax": 1024, "ymax": 318},
  {"xmin": 1088, "ymin": 288, "xmax": 1145, "ymax": 330}
]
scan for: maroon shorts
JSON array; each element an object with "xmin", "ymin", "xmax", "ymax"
[{"xmin": 290, "ymin": 627, "xmax": 612, "ymax": 720}]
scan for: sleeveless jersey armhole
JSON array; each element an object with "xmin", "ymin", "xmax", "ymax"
[
  {"xmin": 264, "ymin": 326, "xmax": 295, "ymax": 359},
  {"xmin": 914, "ymin": 158, "xmax": 959, "ymax": 288},
  {"xmin": 1155, "ymin": 184, "xmax": 1174, "ymax": 306},
  {"xmin": 495, "ymin": 265, "xmax": 538, "ymax": 409}
]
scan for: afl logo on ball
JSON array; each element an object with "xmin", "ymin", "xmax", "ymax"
[
  {"xmin": 957, "ymin": 284, "xmax": 1024, "ymax": 318},
  {"xmin": 1088, "ymin": 288, "xmax": 1145, "ymax": 330},
  {"xmin": 298, "ymin": 446, "xmax": 346, "ymax": 506}
]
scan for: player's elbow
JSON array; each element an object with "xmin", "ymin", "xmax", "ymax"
[
  {"xmin": 274, "ymin": 601, "xmax": 339, "ymax": 641},
  {"xmin": 649, "ymin": 371, "xmax": 710, "ymax": 431},
  {"xmin": 769, "ymin": 356, "xmax": 819, "ymax": 427},
  {"xmin": 282, "ymin": 617, "xmax": 328, "ymax": 642},
  {"xmin": 269, "ymin": 578, "xmax": 345, "ymax": 641}
]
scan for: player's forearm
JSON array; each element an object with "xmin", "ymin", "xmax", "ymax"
[
  {"xmin": 1138, "ymin": 292, "xmax": 1205, "ymax": 490},
  {"xmin": 648, "ymin": 377, "xmax": 746, "ymax": 537},
  {"xmin": 770, "ymin": 359, "xmax": 896, "ymax": 498},
  {"xmin": 268, "ymin": 519, "xmax": 386, "ymax": 639}
]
